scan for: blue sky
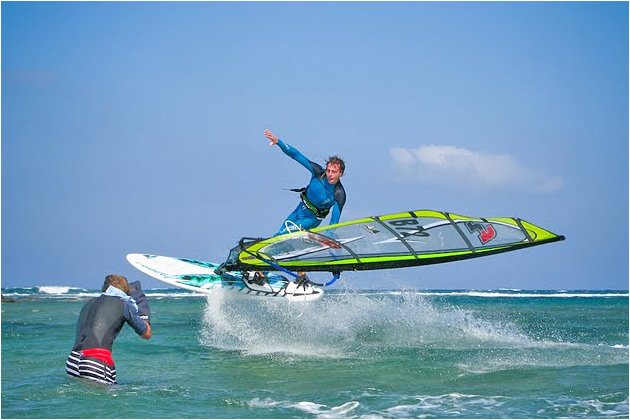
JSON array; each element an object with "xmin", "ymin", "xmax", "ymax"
[{"xmin": 2, "ymin": 2, "xmax": 628, "ymax": 291}]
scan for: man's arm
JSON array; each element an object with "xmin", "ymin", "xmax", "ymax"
[
  {"xmin": 264, "ymin": 129, "xmax": 315, "ymax": 176},
  {"xmin": 329, "ymin": 184, "xmax": 346, "ymax": 225},
  {"xmin": 123, "ymin": 301, "xmax": 151, "ymax": 340},
  {"xmin": 329, "ymin": 202, "xmax": 342, "ymax": 226},
  {"xmin": 129, "ymin": 280, "xmax": 151, "ymax": 339},
  {"xmin": 129, "ymin": 280, "xmax": 151, "ymax": 325}
]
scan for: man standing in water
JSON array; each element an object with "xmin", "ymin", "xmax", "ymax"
[
  {"xmin": 264, "ymin": 129, "xmax": 346, "ymax": 235},
  {"xmin": 66, "ymin": 275, "xmax": 151, "ymax": 385}
]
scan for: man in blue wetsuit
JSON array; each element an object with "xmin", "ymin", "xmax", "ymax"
[
  {"xmin": 216, "ymin": 130, "xmax": 346, "ymax": 281},
  {"xmin": 264, "ymin": 129, "xmax": 346, "ymax": 235}
]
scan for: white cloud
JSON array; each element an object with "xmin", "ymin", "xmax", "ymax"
[{"xmin": 390, "ymin": 145, "xmax": 563, "ymax": 193}]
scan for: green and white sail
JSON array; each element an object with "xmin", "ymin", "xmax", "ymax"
[{"xmin": 224, "ymin": 210, "xmax": 565, "ymax": 273}]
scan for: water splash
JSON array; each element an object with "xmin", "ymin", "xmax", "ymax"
[{"xmin": 198, "ymin": 289, "xmax": 535, "ymax": 358}]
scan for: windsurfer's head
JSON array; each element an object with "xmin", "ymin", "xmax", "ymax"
[
  {"xmin": 102, "ymin": 274, "xmax": 131, "ymax": 295},
  {"xmin": 326, "ymin": 156, "xmax": 345, "ymax": 184}
]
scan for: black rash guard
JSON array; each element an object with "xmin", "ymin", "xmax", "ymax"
[{"xmin": 72, "ymin": 295, "xmax": 147, "ymax": 352}]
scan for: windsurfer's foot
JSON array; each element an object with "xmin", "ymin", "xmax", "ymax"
[{"xmin": 251, "ymin": 271, "xmax": 267, "ymax": 285}]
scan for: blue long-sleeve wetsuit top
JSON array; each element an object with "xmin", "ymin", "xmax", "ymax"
[{"xmin": 276, "ymin": 139, "xmax": 346, "ymax": 232}]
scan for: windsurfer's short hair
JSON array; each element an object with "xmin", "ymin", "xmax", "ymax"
[
  {"xmin": 102, "ymin": 274, "xmax": 131, "ymax": 295},
  {"xmin": 327, "ymin": 156, "xmax": 345, "ymax": 174}
]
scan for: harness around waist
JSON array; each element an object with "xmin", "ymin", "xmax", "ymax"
[{"xmin": 300, "ymin": 190, "xmax": 330, "ymax": 220}]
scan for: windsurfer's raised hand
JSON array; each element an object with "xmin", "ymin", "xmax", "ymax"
[{"xmin": 264, "ymin": 129, "xmax": 278, "ymax": 146}]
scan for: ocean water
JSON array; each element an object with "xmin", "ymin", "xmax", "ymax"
[{"xmin": 1, "ymin": 286, "xmax": 628, "ymax": 419}]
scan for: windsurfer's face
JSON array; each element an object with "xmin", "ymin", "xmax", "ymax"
[{"xmin": 326, "ymin": 163, "xmax": 343, "ymax": 184}]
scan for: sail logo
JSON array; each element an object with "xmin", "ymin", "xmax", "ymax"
[
  {"xmin": 388, "ymin": 219, "xmax": 430, "ymax": 239},
  {"xmin": 465, "ymin": 221, "xmax": 497, "ymax": 245}
]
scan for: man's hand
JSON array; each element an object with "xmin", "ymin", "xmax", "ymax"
[
  {"xmin": 264, "ymin": 129, "xmax": 278, "ymax": 146},
  {"xmin": 141, "ymin": 322, "xmax": 151, "ymax": 340}
]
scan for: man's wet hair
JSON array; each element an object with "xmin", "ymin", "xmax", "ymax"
[
  {"xmin": 327, "ymin": 156, "xmax": 345, "ymax": 174},
  {"xmin": 102, "ymin": 274, "xmax": 131, "ymax": 295}
]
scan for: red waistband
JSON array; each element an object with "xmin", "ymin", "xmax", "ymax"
[{"xmin": 81, "ymin": 348, "xmax": 114, "ymax": 366}]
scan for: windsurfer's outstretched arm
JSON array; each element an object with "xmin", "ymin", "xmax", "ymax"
[{"xmin": 264, "ymin": 129, "xmax": 315, "ymax": 176}]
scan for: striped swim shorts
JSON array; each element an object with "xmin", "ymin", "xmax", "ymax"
[{"xmin": 66, "ymin": 349, "xmax": 117, "ymax": 385}]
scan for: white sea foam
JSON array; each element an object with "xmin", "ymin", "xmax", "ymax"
[
  {"xmin": 144, "ymin": 291, "xmax": 204, "ymax": 299},
  {"xmin": 460, "ymin": 291, "xmax": 629, "ymax": 298},
  {"xmin": 364, "ymin": 290, "xmax": 629, "ymax": 298},
  {"xmin": 538, "ymin": 395, "xmax": 630, "ymax": 418},
  {"xmin": 7, "ymin": 286, "xmax": 202, "ymax": 300},
  {"xmin": 295, "ymin": 401, "xmax": 359, "ymax": 418},
  {"xmin": 246, "ymin": 398, "xmax": 359, "ymax": 418},
  {"xmin": 384, "ymin": 393, "xmax": 509, "ymax": 418},
  {"xmin": 242, "ymin": 392, "xmax": 628, "ymax": 418},
  {"xmin": 70, "ymin": 292, "xmax": 101, "ymax": 299},
  {"xmin": 37, "ymin": 286, "xmax": 73, "ymax": 294},
  {"xmin": 10, "ymin": 286, "xmax": 629, "ymax": 300},
  {"xmin": 378, "ymin": 392, "xmax": 630, "ymax": 418}
]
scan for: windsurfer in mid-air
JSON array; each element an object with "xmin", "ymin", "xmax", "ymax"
[
  {"xmin": 263, "ymin": 129, "xmax": 346, "ymax": 235},
  {"xmin": 217, "ymin": 129, "xmax": 346, "ymax": 284},
  {"xmin": 256, "ymin": 129, "xmax": 347, "ymax": 283}
]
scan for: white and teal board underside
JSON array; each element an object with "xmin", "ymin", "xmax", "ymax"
[{"xmin": 126, "ymin": 253, "xmax": 323, "ymax": 301}]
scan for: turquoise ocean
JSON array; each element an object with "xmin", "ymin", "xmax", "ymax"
[{"xmin": 2, "ymin": 286, "xmax": 628, "ymax": 419}]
